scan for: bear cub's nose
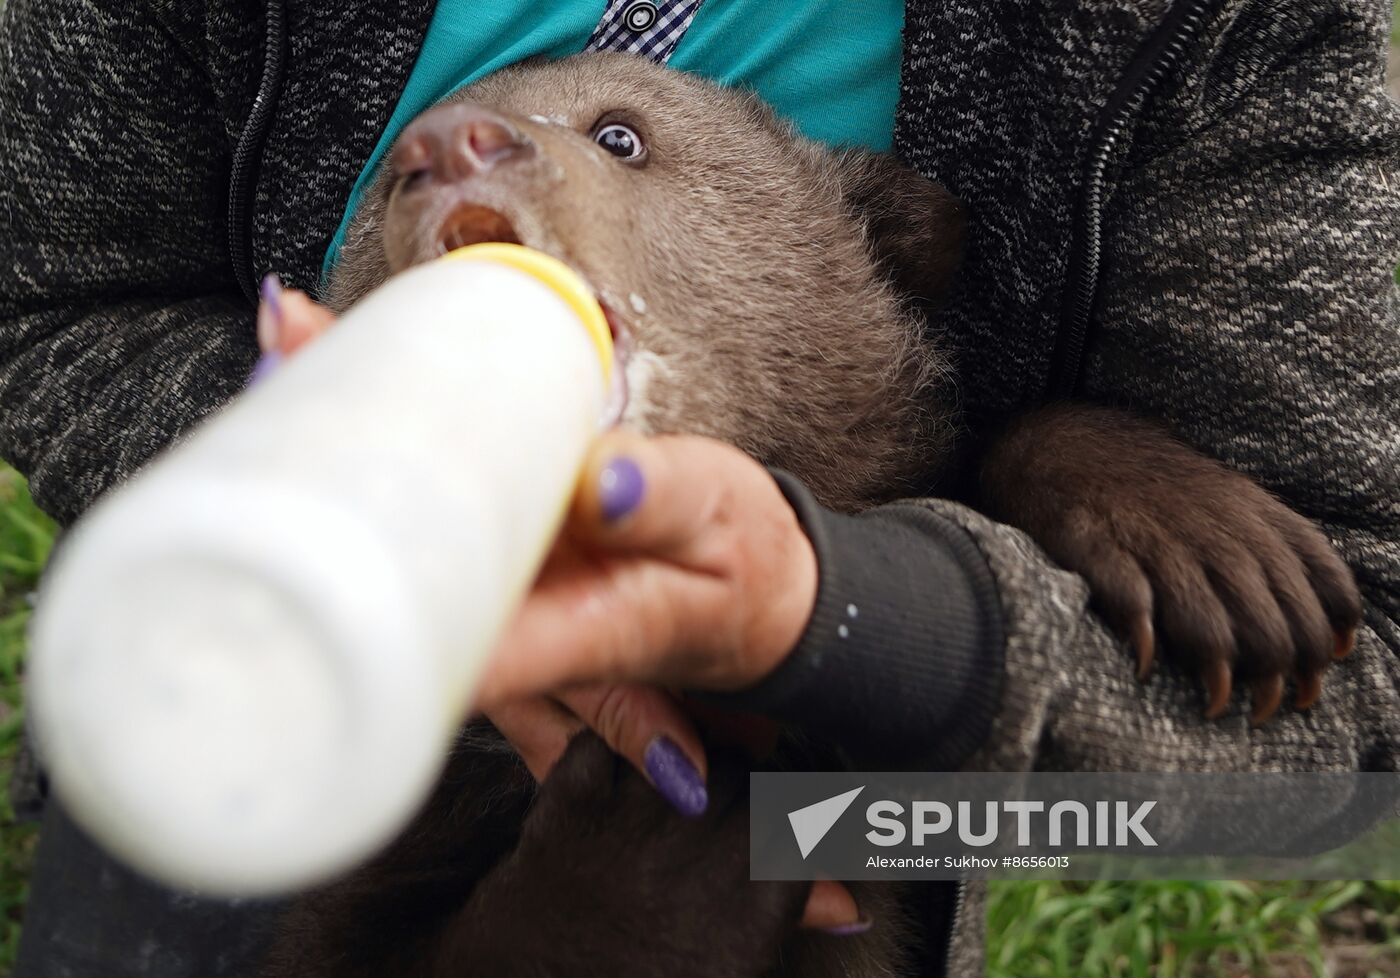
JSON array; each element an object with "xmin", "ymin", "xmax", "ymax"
[{"xmin": 393, "ymin": 103, "xmax": 532, "ymax": 185}]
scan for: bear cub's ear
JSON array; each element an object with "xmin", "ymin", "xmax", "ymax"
[{"xmin": 835, "ymin": 151, "xmax": 966, "ymax": 309}]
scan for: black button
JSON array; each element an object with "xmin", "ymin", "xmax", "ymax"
[{"xmin": 623, "ymin": 0, "xmax": 658, "ymax": 31}]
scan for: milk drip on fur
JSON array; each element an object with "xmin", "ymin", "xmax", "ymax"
[{"xmin": 27, "ymin": 244, "xmax": 615, "ymax": 896}]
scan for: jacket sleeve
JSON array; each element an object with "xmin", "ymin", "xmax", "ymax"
[
  {"xmin": 712, "ymin": 471, "xmax": 1006, "ymax": 770},
  {"xmin": 970, "ymin": 0, "xmax": 1400, "ymax": 774},
  {"xmin": 0, "ymin": 0, "xmax": 258, "ymax": 527}
]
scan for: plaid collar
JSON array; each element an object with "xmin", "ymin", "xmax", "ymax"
[{"xmin": 585, "ymin": 0, "xmax": 705, "ymax": 64}]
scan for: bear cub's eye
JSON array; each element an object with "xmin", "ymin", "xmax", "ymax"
[{"xmin": 594, "ymin": 123, "xmax": 645, "ymax": 161}]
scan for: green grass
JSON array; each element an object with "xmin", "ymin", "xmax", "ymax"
[
  {"xmin": 986, "ymin": 880, "xmax": 1400, "ymax": 978},
  {"xmin": 0, "ymin": 464, "xmax": 53, "ymax": 976}
]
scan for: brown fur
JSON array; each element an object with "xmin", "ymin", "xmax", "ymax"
[
  {"xmin": 262, "ymin": 52, "xmax": 1361, "ymax": 978},
  {"xmin": 328, "ymin": 53, "xmax": 963, "ymax": 514}
]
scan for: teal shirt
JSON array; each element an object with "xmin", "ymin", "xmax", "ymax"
[{"xmin": 323, "ymin": 1, "xmax": 903, "ymax": 279}]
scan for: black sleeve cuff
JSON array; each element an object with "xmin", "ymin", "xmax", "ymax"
[{"xmin": 712, "ymin": 470, "xmax": 1005, "ymax": 770}]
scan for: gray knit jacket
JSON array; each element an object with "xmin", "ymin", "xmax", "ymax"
[{"xmin": 2, "ymin": 0, "xmax": 1398, "ymax": 975}]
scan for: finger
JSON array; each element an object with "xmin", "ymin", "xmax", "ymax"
[
  {"xmin": 276, "ymin": 288, "xmax": 337, "ymax": 355},
  {"xmin": 475, "ymin": 542, "xmax": 733, "ymax": 702},
  {"xmin": 800, "ymin": 880, "xmax": 867, "ymax": 933},
  {"xmin": 256, "ymin": 275, "xmax": 284, "ymax": 353},
  {"xmin": 559, "ymin": 684, "xmax": 710, "ymax": 818},
  {"xmin": 570, "ymin": 430, "xmax": 767, "ymax": 562},
  {"xmin": 486, "ymin": 696, "xmax": 583, "ymax": 782},
  {"xmin": 477, "ymin": 436, "xmax": 813, "ymax": 701}
]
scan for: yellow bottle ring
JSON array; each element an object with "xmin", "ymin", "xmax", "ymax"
[{"xmin": 441, "ymin": 243, "xmax": 614, "ymax": 384}]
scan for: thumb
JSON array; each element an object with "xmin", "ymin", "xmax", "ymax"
[
  {"xmin": 571, "ymin": 430, "xmax": 763, "ymax": 560},
  {"xmin": 275, "ymin": 285, "xmax": 337, "ymax": 355}
]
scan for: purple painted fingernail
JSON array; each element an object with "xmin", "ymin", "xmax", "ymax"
[
  {"xmin": 643, "ymin": 736, "xmax": 707, "ymax": 818},
  {"xmin": 260, "ymin": 274, "xmax": 283, "ymax": 315},
  {"xmin": 599, "ymin": 456, "xmax": 645, "ymax": 522},
  {"xmin": 820, "ymin": 918, "xmax": 873, "ymax": 937},
  {"xmin": 246, "ymin": 350, "xmax": 284, "ymax": 387},
  {"xmin": 258, "ymin": 274, "xmax": 284, "ymax": 351}
]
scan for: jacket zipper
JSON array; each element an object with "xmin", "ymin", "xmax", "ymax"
[
  {"xmin": 1047, "ymin": 0, "xmax": 1213, "ymax": 400},
  {"xmin": 227, "ymin": 0, "xmax": 288, "ymax": 304}
]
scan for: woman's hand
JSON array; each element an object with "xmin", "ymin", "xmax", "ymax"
[{"xmin": 476, "ymin": 428, "xmax": 819, "ymax": 702}]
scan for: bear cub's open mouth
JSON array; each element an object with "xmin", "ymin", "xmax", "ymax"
[
  {"xmin": 435, "ymin": 204, "xmax": 522, "ymax": 253},
  {"xmin": 435, "ymin": 201, "xmax": 631, "ymax": 420}
]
